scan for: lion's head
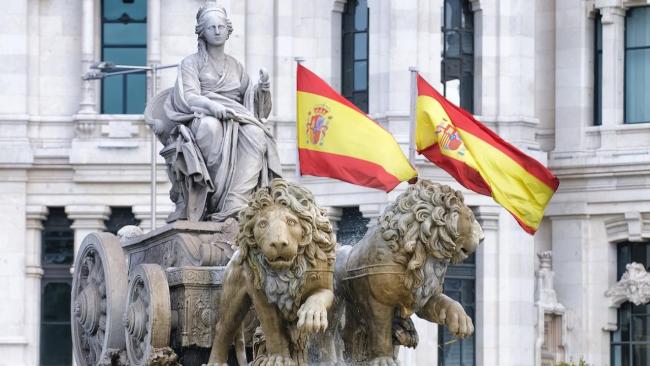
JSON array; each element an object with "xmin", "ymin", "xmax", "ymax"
[
  {"xmin": 236, "ymin": 178, "xmax": 336, "ymax": 297},
  {"xmin": 379, "ymin": 179, "xmax": 484, "ymax": 290}
]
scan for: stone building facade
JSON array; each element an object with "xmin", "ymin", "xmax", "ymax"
[{"xmin": 1, "ymin": 0, "xmax": 649, "ymax": 365}]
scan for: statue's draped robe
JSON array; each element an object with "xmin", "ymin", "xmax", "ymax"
[{"xmin": 164, "ymin": 53, "xmax": 282, "ymax": 221}]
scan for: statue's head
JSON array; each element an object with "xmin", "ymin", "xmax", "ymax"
[{"xmin": 195, "ymin": 4, "xmax": 233, "ymax": 48}]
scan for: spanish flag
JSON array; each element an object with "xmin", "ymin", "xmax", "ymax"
[
  {"xmin": 297, "ymin": 64, "xmax": 417, "ymax": 192},
  {"xmin": 416, "ymin": 74, "xmax": 558, "ymax": 234}
]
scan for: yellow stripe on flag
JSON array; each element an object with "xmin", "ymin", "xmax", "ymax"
[{"xmin": 297, "ymin": 91, "xmax": 416, "ymax": 182}]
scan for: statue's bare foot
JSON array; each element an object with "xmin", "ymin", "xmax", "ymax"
[
  {"xmin": 368, "ymin": 356, "xmax": 399, "ymax": 366},
  {"xmin": 258, "ymin": 354, "xmax": 296, "ymax": 366}
]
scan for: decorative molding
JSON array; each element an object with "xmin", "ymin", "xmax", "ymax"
[
  {"xmin": 535, "ymin": 251, "xmax": 570, "ymax": 366},
  {"xmin": 333, "ymin": 0, "xmax": 347, "ymax": 13},
  {"xmin": 66, "ymin": 205, "xmax": 111, "ymax": 230},
  {"xmin": 469, "ymin": 0, "xmax": 482, "ymax": 11},
  {"xmin": 473, "ymin": 206, "xmax": 500, "ymax": 231},
  {"xmin": 604, "ymin": 212, "xmax": 650, "ymax": 243},
  {"xmin": 605, "ymin": 262, "xmax": 650, "ymax": 307},
  {"xmin": 25, "ymin": 205, "xmax": 48, "ymax": 230}
]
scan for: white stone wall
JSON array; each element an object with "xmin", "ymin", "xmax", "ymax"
[{"xmin": 1, "ymin": 0, "xmax": 649, "ymax": 365}]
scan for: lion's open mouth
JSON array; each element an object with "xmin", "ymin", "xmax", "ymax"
[{"xmin": 265, "ymin": 257, "xmax": 294, "ymax": 269}]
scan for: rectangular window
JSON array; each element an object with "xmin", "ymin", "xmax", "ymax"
[
  {"xmin": 612, "ymin": 242, "xmax": 650, "ymax": 365},
  {"xmin": 101, "ymin": 0, "xmax": 148, "ymax": 114},
  {"xmin": 439, "ymin": 252, "xmax": 476, "ymax": 366},
  {"xmin": 625, "ymin": 7, "xmax": 650, "ymax": 124},
  {"xmin": 342, "ymin": 0, "xmax": 369, "ymax": 113},
  {"xmin": 442, "ymin": 0, "xmax": 474, "ymax": 114}
]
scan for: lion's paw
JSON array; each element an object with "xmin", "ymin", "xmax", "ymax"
[
  {"xmin": 258, "ymin": 354, "xmax": 296, "ymax": 366},
  {"xmin": 437, "ymin": 299, "xmax": 474, "ymax": 339},
  {"xmin": 368, "ymin": 356, "xmax": 400, "ymax": 366}
]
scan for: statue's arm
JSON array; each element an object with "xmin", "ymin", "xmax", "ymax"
[
  {"xmin": 208, "ymin": 260, "xmax": 251, "ymax": 364},
  {"xmin": 253, "ymin": 68, "xmax": 272, "ymax": 119},
  {"xmin": 179, "ymin": 58, "xmax": 233, "ymax": 120}
]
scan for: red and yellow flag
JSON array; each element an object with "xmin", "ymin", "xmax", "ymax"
[
  {"xmin": 296, "ymin": 64, "xmax": 417, "ymax": 192},
  {"xmin": 416, "ymin": 74, "xmax": 559, "ymax": 234}
]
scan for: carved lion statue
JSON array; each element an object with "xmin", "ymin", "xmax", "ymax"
[
  {"xmin": 331, "ymin": 179, "xmax": 484, "ymax": 365},
  {"xmin": 206, "ymin": 178, "xmax": 336, "ymax": 366}
]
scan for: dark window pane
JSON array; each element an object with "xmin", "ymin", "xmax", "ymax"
[
  {"xmin": 354, "ymin": 33, "xmax": 368, "ymax": 61},
  {"xmin": 42, "ymin": 282, "xmax": 71, "ymax": 322},
  {"xmin": 337, "ymin": 207, "xmax": 369, "ymax": 245},
  {"xmin": 442, "ymin": 0, "xmax": 474, "ymax": 114},
  {"xmin": 104, "ymin": 47, "xmax": 147, "ymax": 66},
  {"xmin": 354, "ymin": 61, "xmax": 368, "ymax": 91},
  {"xmin": 103, "ymin": 23, "xmax": 147, "ymax": 45},
  {"xmin": 611, "ymin": 345, "xmax": 624, "ymax": 366},
  {"xmin": 103, "ymin": 0, "xmax": 147, "ymax": 20},
  {"xmin": 625, "ymin": 48, "xmax": 650, "ymax": 123},
  {"xmin": 354, "ymin": 0, "xmax": 368, "ymax": 31},
  {"xmin": 105, "ymin": 206, "xmax": 140, "ymax": 235},
  {"xmin": 42, "ymin": 207, "xmax": 74, "ymax": 265},
  {"xmin": 102, "ymin": 75, "xmax": 124, "ymax": 114},
  {"xmin": 634, "ymin": 344, "xmax": 650, "ymax": 366},
  {"xmin": 126, "ymin": 73, "xmax": 147, "ymax": 114},
  {"xmin": 40, "ymin": 324, "xmax": 72, "ymax": 366},
  {"xmin": 626, "ymin": 7, "xmax": 650, "ymax": 48}
]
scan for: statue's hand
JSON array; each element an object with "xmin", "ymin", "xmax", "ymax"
[
  {"xmin": 436, "ymin": 298, "xmax": 474, "ymax": 339},
  {"xmin": 297, "ymin": 295, "xmax": 328, "ymax": 333},
  {"xmin": 258, "ymin": 67, "xmax": 270, "ymax": 91},
  {"xmin": 208, "ymin": 102, "xmax": 235, "ymax": 120}
]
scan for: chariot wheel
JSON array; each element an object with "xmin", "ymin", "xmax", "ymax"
[
  {"xmin": 71, "ymin": 232, "xmax": 128, "ymax": 366},
  {"xmin": 124, "ymin": 263, "xmax": 172, "ymax": 366}
]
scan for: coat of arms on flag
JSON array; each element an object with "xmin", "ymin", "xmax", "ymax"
[{"xmin": 306, "ymin": 105, "xmax": 331, "ymax": 146}]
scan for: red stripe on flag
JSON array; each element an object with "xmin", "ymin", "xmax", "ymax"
[
  {"xmin": 417, "ymin": 75, "xmax": 559, "ymax": 192},
  {"xmin": 298, "ymin": 148, "xmax": 402, "ymax": 192},
  {"xmin": 297, "ymin": 64, "xmax": 368, "ymax": 117},
  {"xmin": 419, "ymin": 144, "xmax": 492, "ymax": 197}
]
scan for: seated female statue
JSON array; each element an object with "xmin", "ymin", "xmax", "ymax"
[{"xmin": 162, "ymin": 4, "xmax": 281, "ymax": 222}]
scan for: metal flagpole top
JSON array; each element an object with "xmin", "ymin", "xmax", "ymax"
[
  {"xmin": 408, "ymin": 66, "xmax": 419, "ymax": 165},
  {"xmin": 294, "ymin": 57, "xmax": 305, "ymax": 182}
]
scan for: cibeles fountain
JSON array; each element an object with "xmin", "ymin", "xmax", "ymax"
[{"xmin": 70, "ymin": 4, "xmax": 484, "ymax": 366}]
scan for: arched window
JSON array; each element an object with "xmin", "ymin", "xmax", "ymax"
[
  {"xmin": 624, "ymin": 6, "xmax": 650, "ymax": 124},
  {"xmin": 101, "ymin": 0, "xmax": 148, "ymax": 114},
  {"xmin": 105, "ymin": 206, "xmax": 140, "ymax": 235},
  {"xmin": 442, "ymin": 0, "xmax": 474, "ymax": 113},
  {"xmin": 611, "ymin": 242, "xmax": 650, "ymax": 366},
  {"xmin": 342, "ymin": 0, "xmax": 369, "ymax": 113},
  {"xmin": 40, "ymin": 207, "xmax": 74, "ymax": 366},
  {"xmin": 439, "ymin": 253, "xmax": 475, "ymax": 365}
]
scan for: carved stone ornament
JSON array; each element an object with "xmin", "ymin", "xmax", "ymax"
[{"xmin": 605, "ymin": 262, "xmax": 650, "ymax": 307}]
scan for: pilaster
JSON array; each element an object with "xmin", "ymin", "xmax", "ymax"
[
  {"xmin": 77, "ymin": 0, "xmax": 97, "ymax": 114},
  {"xmin": 65, "ymin": 205, "xmax": 110, "ymax": 261},
  {"xmin": 133, "ymin": 204, "xmax": 173, "ymax": 233},
  {"xmin": 474, "ymin": 205, "xmax": 500, "ymax": 366},
  {"xmin": 24, "ymin": 205, "xmax": 47, "ymax": 366},
  {"xmin": 322, "ymin": 206, "xmax": 343, "ymax": 236},
  {"xmin": 597, "ymin": 4, "xmax": 626, "ymax": 150}
]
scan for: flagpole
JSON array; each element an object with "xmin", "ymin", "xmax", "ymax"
[
  {"xmin": 294, "ymin": 57, "xmax": 305, "ymax": 182},
  {"xmin": 408, "ymin": 66, "xmax": 419, "ymax": 165}
]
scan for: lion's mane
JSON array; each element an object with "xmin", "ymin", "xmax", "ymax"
[
  {"xmin": 236, "ymin": 178, "xmax": 336, "ymax": 314},
  {"xmin": 379, "ymin": 179, "xmax": 467, "ymax": 290}
]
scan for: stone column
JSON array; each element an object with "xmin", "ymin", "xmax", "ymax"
[
  {"xmin": 24, "ymin": 205, "xmax": 47, "ymax": 366},
  {"xmin": 77, "ymin": 0, "xmax": 96, "ymax": 114},
  {"xmin": 65, "ymin": 205, "xmax": 110, "ymax": 265},
  {"xmin": 474, "ymin": 205, "xmax": 500, "ymax": 366},
  {"xmin": 550, "ymin": 213, "xmax": 613, "ymax": 365},
  {"xmin": 133, "ymin": 204, "xmax": 173, "ymax": 233},
  {"xmin": 597, "ymin": 4, "xmax": 626, "ymax": 149},
  {"xmin": 359, "ymin": 203, "xmax": 385, "ymax": 228},
  {"xmin": 147, "ymin": 0, "xmax": 161, "ymax": 97},
  {"xmin": 331, "ymin": 0, "xmax": 346, "ymax": 92},
  {"xmin": 322, "ymin": 206, "xmax": 343, "ymax": 237},
  {"xmin": 553, "ymin": 0, "xmax": 593, "ymax": 152},
  {"xmin": 245, "ymin": 0, "xmax": 274, "ymax": 84}
]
